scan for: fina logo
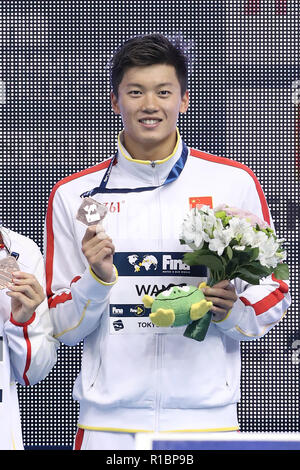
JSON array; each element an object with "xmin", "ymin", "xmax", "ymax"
[
  {"xmin": 127, "ymin": 254, "xmax": 158, "ymax": 272},
  {"xmin": 162, "ymin": 254, "xmax": 190, "ymax": 272},
  {"xmin": 127, "ymin": 253, "xmax": 190, "ymax": 273}
]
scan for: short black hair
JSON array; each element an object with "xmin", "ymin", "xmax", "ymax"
[{"xmin": 109, "ymin": 33, "xmax": 190, "ymax": 98}]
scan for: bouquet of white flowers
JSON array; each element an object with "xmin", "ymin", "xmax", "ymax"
[{"xmin": 180, "ymin": 204, "xmax": 289, "ymax": 341}]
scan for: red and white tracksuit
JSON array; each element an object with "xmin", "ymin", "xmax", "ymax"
[
  {"xmin": 0, "ymin": 229, "xmax": 58, "ymax": 449},
  {"xmin": 45, "ymin": 131, "xmax": 290, "ymax": 449}
]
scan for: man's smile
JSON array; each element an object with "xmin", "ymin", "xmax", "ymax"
[{"xmin": 138, "ymin": 118, "xmax": 163, "ymax": 128}]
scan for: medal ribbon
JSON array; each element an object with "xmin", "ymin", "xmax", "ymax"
[{"xmin": 80, "ymin": 141, "xmax": 188, "ymax": 197}]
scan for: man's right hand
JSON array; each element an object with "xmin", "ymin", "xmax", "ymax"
[{"xmin": 81, "ymin": 225, "xmax": 115, "ymax": 283}]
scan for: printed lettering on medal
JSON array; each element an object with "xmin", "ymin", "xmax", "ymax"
[
  {"xmin": 76, "ymin": 197, "xmax": 108, "ymax": 226},
  {"xmin": 0, "ymin": 256, "xmax": 19, "ymax": 290}
]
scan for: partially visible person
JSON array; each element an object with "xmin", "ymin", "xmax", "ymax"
[{"xmin": 0, "ymin": 226, "xmax": 58, "ymax": 450}]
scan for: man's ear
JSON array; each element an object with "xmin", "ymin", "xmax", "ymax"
[
  {"xmin": 179, "ymin": 90, "xmax": 189, "ymax": 114},
  {"xmin": 111, "ymin": 91, "xmax": 120, "ymax": 115}
]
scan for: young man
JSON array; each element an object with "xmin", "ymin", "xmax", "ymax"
[{"xmin": 44, "ymin": 34, "xmax": 290, "ymax": 450}]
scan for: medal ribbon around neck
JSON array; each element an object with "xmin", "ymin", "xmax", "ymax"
[{"xmin": 80, "ymin": 141, "xmax": 189, "ymax": 198}]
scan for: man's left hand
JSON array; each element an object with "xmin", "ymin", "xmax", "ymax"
[{"xmin": 202, "ymin": 280, "xmax": 238, "ymax": 322}]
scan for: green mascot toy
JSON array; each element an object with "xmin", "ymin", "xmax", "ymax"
[{"xmin": 142, "ymin": 283, "xmax": 213, "ymax": 329}]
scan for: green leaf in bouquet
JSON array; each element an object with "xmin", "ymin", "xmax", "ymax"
[
  {"xmin": 183, "ymin": 253, "xmax": 224, "ymax": 273},
  {"xmin": 225, "ymin": 258, "xmax": 239, "ymax": 278},
  {"xmin": 248, "ymin": 246, "xmax": 259, "ymax": 261},
  {"xmin": 232, "ymin": 249, "xmax": 252, "ymax": 265},
  {"xmin": 220, "ymin": 255, "xmax": 228, "ymax": 267},
  {"xmin": 234, "ymin": 267, "xmax": 261, "ymax": 285},
  {"xmin": 183, "ymin": 311, "xmax": 213, "ymax": 342},
  {"xmin": 273, "ymin": 263, "xmax": 289, "ymax": 280},
  {"xmin": 232, "ymin": 247, "xmax": 259, "ymax": 266},
  {"xmin": 244, "ymin": 261, "xmax": 273, "ymax": 277},
  {"xmin": 225, "ymin": 245, "xmax": 233, "ymax": 260},
  {"xmin": 192, "ymin": 247, "xmax": 212, "ymax": 257},
  {"xmin": 182, "ymin": 252, "xmax": 202, "ymax": 266},
  {"xmin": 214, "ymin": 210, "xmax": 227, "ymax": 219}
]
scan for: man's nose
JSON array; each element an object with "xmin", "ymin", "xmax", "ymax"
[{"xmin": 141, "ymin": 93, "xmax": 159, "ymax": 112}]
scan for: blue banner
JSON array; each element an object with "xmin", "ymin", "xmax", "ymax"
[{"xmin": 114, "ymin": 252, "xmax": 207, "ymax": 277}]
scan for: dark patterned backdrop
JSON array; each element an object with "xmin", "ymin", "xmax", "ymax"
[{"xmin": 1, "ymin": 0, "xmax": 299, "ymax": 449}]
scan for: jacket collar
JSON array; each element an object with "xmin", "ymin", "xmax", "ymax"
[{"xmin": 115, "ymin": 128, "xmax": 184, "ymax": 185}]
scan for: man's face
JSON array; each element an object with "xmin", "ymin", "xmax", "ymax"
[{"xmin": 111, "ymin": 64, "xmax": 189, "ymax": 155}]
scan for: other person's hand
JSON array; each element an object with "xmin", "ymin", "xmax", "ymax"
[{"xmin": 6, "ymin": 272, "xmax": 46, "ymax": 323}]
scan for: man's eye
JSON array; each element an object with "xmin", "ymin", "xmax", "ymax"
[
  {"xmin": 128, "ymin": 90, "xmax": 142, "ymax": 96},
  {"xmin": 158, "ymin": 90, "xmax": 171, "ymax": 96}
]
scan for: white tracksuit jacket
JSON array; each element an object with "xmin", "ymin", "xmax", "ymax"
[
  {"xmin": 45, "ymin": 132, "xmax": 291, "ymax": 434},
  {"xmin": 0, "ymin": 229, "xmax": 58, "ymax": 449}
]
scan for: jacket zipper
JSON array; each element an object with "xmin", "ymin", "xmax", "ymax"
[
  {"xmin": 154, "ymin": 334, "xmax": 162, "ymax": 431},
  {"xmin": 152, "ymin": 161, "xmax": 164, "ymax": 431}
]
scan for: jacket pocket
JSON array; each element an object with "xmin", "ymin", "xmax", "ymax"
[
  {"xmin": 86, "ymin": 333, "xmax": 157, "ymax": 407},
  {"xmin": 161, "ymin": 327, "xmax": 233, "ymax": 409}
]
